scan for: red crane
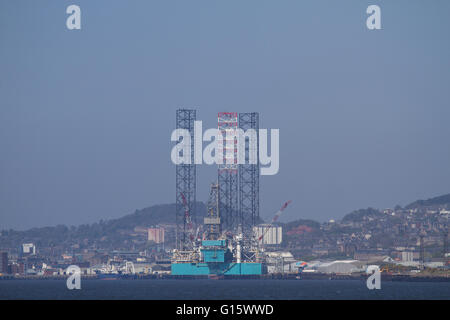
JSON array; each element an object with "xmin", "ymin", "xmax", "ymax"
[{"xmin": 258, "ymin": 200, "xmax": 292, "ymax": 243}]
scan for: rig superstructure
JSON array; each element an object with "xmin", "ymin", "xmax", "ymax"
[{"xmin": 171, "ymin": 110, "xmax": 267, "ymax": 276}]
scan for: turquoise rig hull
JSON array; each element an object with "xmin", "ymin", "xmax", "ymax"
[
  {"xmin": 171, "ymin": 240, "xmax": 265, "ymax": 276},
  {"xmin": 171, "ymin": 262, "xmax": 264, "ymax": 276}
]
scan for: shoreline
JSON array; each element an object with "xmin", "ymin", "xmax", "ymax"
[{"xmin": 1, "ymin": 273, "xmax": 449, "ymax": 282}]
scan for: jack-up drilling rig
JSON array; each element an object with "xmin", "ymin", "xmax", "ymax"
[{"xmin": 172, "ymin": 110, "xmax": 279, "ymax": 277}]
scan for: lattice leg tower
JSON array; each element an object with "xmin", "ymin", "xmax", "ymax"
[
  {"xmin": 218, "ymin": 112, "xmax": 239, "ymax": 232},
  {"xmin": 239, "ymin": 112, "xmax": 260, "ymax": 237},
  {"xmin": 175, "ymin": 109, "xmax": 196, "ymax": 250}
]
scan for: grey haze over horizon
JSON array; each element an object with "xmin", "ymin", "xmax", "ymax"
[{"xmin": 1, "ymin": 1, "xmax": 450, "ymax": 230}]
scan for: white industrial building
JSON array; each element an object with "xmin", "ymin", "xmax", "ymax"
[
  {"xmin": 253, "ymin": 224, "xmax": 282, "ymax": 245},
  {"xmin": 401, "ymin": 251, "xmax": 414, "ymax": 262},
  {"xmin": 264, "ymin": 251, "xmax": 299, "ymax": 273},
  {"xmin": 22, "ymin": 243, "xmax": 36, "ymax": 255}
]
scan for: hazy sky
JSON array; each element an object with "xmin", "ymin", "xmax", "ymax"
[{"xmin": 1, "ymin": 0, "xmax": 450, "ymax": 230}]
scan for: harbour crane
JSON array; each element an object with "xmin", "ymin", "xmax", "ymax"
[{"xmin": 258, "ymin": 200, "xmax": 292, "ymax": 244}]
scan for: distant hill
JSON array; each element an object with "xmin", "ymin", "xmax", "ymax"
[
  {"xmin": 281, "ymin": 219, "xmax": 321, "ymax": 230},
  {"xmin": 280, "ymin": 219, "xmax": 322, "ymax": 250},
  {"xmin": 0, "ymin": 202, "xmax": 207, "ymax": 249},
  {"xmin": 104, "ymin": 201, "xmax": 207, "ymax": 228},
  {"xmin": 3, "ymin": 192, "xmax": 449, "ymax": 251},
  {"xmin": 342, "ymin": 207, "xmax": 382, "ymax": 222},
  {"xmin": 405, "ymin": 193, "xmax": 450, "ymax": 209},
  {"xmin": 282, "ymin": 219, "xmax": 321, "ymax": 236}
]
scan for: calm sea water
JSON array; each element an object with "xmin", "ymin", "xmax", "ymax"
[{"xmin": 0, "ymin": 279, "xmax": 449, "ymax": 300}]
